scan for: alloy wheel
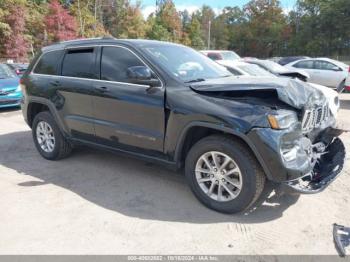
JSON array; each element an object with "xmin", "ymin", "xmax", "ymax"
[
  {"xmin": 36, "ymin": 121, "xmax": 55, "ymax": 153},
  {"xmin": 195, "ymin": 151, "xmax": 243, "ymax": 202}
]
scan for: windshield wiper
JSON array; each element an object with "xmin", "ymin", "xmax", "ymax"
[{"xmin": 184, "ymin": 78, "xmax": 206, "ymax": 83}]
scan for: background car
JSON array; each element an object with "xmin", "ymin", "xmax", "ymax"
[
  {"xmin": 278, "ymin": 56, "xmax": 310, "ymax": 66},
  {"xmin": 345, "ymin": 73, "xmax": 350, "ymax": 92},
  {"xmin": 217, "ymin": 60, "xmax": 275, "ymax": 77},
  {"xmin": 244, "ymin": 58, "xmax": 310, "ymax": 82},
  {"xmin": 0, "ymin": 64, "xmax": 22, "ymax": 109},
  {"xmin": 200, "ymin": 50, "xmax": 240, "ymax": 61},
  {"xmin": 6, "ymin": 63, "xmax": 28, "ymax": 76},
  {"xmin": 284, "ymin": 58, "xmax": 349, "ymax": 92},
  {"xmin": 218, "ymin": 60, "xmax": 340, "ymax": 117}
]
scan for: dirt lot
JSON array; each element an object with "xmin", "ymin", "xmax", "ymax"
[{"xmin": 0, "ymin": 94, "xmax": 349, "ymax": 255}]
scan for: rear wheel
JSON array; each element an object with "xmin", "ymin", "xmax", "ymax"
[
  {"xmin": 32, "ymin": 111, "xmax": 72, "ymax": 160},
  {"xmin": 185, "ymin": 135, "xmax": 265, "ymax": 214}
]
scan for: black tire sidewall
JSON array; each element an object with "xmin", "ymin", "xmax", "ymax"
[
  {"xmin": 32, "ymin": 111, "xmax": 62, "ymax": 160},
  {"xmin": 185, "ymin": 138, "xmax": 259, "ymax": 213}
]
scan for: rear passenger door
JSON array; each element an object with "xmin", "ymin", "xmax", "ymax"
[
  {"xmin": 292, "ymin": 60, "xmax": 319, "ymax": 83},
  {"xmin": 313, "ymin": 60, "xmax": 344, "ymax": 88},
  {"xmin": 58, "ymin": 47, "xmax": 98, "ymax": 141},
  {"xmin": 91, "ymin": 46, "xmax": 165, "ymax": 155}
]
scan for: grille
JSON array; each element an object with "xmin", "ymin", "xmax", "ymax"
[{"xmin": 302, "ymin": 104, "xmax": 329, "ymax": 132}]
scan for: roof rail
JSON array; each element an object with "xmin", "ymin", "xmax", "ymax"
[{"xmin": 59, "ymin": 36, "xmax": 115, "ymax": 44}]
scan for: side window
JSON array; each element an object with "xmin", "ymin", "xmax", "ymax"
[
  {"xmin": 62, "ymin": 48, "xmax": 96, "ymax": 79},
  {"xmin": 314, "ymin": 61, "xmax": 340, "ymax": 71},
  {"xmin": 226, "ymin": 67, "xmax": 242, "ymax": 76},
  {"xmin": 293, "ymin": 60, "xmax": 314, "ymax": 69},
  {"xmin": 207, "ymin": 53, "xmax": 221, "ymax": 61},
  {"xmin": 101, "ymin": 46, "xmax": 145, "ymax": 83},
  {"xmin": 33, "ymin": 50, "xmax": 63, "ymax": 75}
]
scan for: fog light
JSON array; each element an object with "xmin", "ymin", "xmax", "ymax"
[{"xmin": 281, "ymin": 146, "xmax": 299, "ymax": 162}]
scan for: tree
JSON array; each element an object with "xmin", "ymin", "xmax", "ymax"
[
  {"xmin": 69, "ymin": 0, "xmax": 107, "ymax": 38},
  {"xmin": 193, "ymin": 5, "xmax": 216, "ymax": 49},
  {"xmin": 26, "ymin": 0, "xmax": 48, "ymax": 56},
  {"xmin": 242, "ymin": 0, "xmax": 287, "ymax": 57},
  {"xmin": 146, "ymin": 15, "xmax": 171, "ymax": 41},
  {"xmin": 118, "ymin": 1, "xmax": 146, "ymax": 38},
  {"xmin": 45, "ymin": 0, "xmax": 77, "ymax": 43},
  {"xmin": 186, "ymin": 16, "xmax": 204, "ymax": 49},
  {"xmin": 0, "ymin": 0, "xmax": 29, "ymax": 61},
  {"xmin": 156, "ymin": 0, "xmax": 182, "ymax": 42}
]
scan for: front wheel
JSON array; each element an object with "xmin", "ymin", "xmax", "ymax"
[{"xmin": 185, "ymin": 135, "xmax": 265, "ymax": 214}]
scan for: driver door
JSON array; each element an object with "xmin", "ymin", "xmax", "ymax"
[{"xmin": 91, "ymin": 46, "xmax": 165, "ymax": 154}]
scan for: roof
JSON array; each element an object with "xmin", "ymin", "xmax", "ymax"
[
  {"xmin": 42, "ymin": 37, "xmax": 183, "ymax": 52},
  {"xmin": 288, "ymin": 57, "xmax": 349, "ymax": 68},
  {"xmin": 200, "ymin": 50, "xmax": 232, "ymax": 54}
]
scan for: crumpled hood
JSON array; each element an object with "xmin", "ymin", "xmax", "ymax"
[
  {"xmin": 0, "ymin": 77, "xmax": 19, "ymax": 90},
  {"xmin": 190, "ymin": 76, "xmax": 324, "ymax": 110}
]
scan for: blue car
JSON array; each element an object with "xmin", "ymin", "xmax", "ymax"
[{"xmin": 0, "ymin": 64, "xmax": 22, "ymax": 108}]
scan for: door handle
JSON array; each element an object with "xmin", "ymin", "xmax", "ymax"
[
  {"xmin": 50, "ymin": 80, "xmax": 61, "ymax": 86},
  {"xmin": 95, "ymin": 86, "xmax": 109, "ymax": 92}
]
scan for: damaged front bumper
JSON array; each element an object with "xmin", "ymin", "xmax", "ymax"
[
  {"xmin": 281, "ymin": 137, "xmax": 345, "ymax": 194},
  {"xmin": 247, "ymin": 125, "xmax": 346, "ymax": 194}
]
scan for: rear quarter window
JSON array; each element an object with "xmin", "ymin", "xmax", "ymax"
[{"xmin": 33, "ymin": 50, "xmax": 63, "ymax": 75}]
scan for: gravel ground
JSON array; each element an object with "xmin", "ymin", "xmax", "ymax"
[{"xmin": 0, "ymin": 94, "xmax": 349, "ymax": 255}]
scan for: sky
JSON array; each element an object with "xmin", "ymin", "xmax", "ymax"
[{"xmin": 137, "ymin": 0, "xmax": 297, "ymax": 18}]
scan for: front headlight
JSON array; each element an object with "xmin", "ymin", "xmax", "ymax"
[{"xmin": 267, "ymin": 110, "xmax": 298, "ymax": 129}]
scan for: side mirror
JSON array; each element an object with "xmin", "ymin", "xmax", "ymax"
[{"xmin": 127, "ymin": 66, "xmax": 161, "ymax": 87}]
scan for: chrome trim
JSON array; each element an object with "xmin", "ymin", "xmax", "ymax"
[
  {"xmin": 31, "ymin": 44, "xmax": 164, "ymax": 89},
  {"xmin": 31, "ymin": 74, "xmax": 151, "ymax": 88},
  {"xmin": 302, "ymin": 104, "xmax": 330, "ymax": 133}
]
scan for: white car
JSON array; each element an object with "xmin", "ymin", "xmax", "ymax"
[
  {"xmin": 216, "ymin": 60, "xmax": 274, "ymax": 77},
  {"xmin": 217, "ymin": 60, "xmax": 275, "ymax": 77},
  {"xmin": 284, "ymin": 58, "xmax": 350, "ymax": 92},
  {"xmin": 218, "ymin": 60, "xmax": 340, "ymax": 117},
  {"xmin": 344, "ymin": 71, "xmax": 350, "ymax": 92},
  {"xmin": 200, "ymin": 50, "xmax": 240, "ymax": 61},
  {"xmin": 244, "ymin": 58, "xmax": 310, "ymax": 82}
]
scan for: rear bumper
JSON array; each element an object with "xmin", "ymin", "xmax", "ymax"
[{"xmin": 280, "ymin": 137, "xmax": 345, "ymax": 194}]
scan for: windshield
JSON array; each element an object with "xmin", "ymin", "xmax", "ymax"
[
  {"xmin": 0, "ymin": 64, "xmax": 16, "ymax": 79},
  {"xmin": 259, "ymin": 60, "xmax": 289, "ymax": 73},
  {"xmin": 221, "ymin": 51, "xmax": 240, "ymax": 61},
  {"xmin": 142, "ymin": 45, "xmax": 231, "ymax": 82},
  {"xmin": 237, "ymin": 63, "xmax": 275, "ymax": 77}
]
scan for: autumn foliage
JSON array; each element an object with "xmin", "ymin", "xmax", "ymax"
[
  {"xmin": 0, "ymin": 0, "xmax": 350, "ymax": 62},
  {"xmin": 1, "ymin": 2, "xmax": 28, "ymax": 61},
  {"xmin": 45, "ymin": 0, "xmax": 77, "ymax": 43}
]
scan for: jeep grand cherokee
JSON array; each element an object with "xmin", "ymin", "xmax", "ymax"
[{"xmin": 20, "ymin": 38, "xmax": 346, "ymax": 213}]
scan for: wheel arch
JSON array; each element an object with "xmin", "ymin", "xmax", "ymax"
[
  {"xmin": 174, "ymin": 122, "xmax": 273, "ymax": 180},
  {"xmin": 27, "ymin": 97, "xmax": 69, "ymax": 136}
]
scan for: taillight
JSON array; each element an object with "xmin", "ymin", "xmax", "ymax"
[
  {"xmin": 19, "ymin": 78, "xmax": 24, "ymax": 84},
  {"xmin": 15, "ymin": 69, "xmax": 20, "ymax": 75}
]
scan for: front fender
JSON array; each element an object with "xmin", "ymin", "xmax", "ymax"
[{"xmin": 171, "ymin": 121, "xmax": 274, "ymax": 180}]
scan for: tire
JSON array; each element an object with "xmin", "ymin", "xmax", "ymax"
[
  {"xmin": 337, "ymin": 80, "xmax": 345, "ymax": 93},
  {"xmin": 32, "ymin": 111, "xmax": 72, "ymax": 160},
  {"xmin": 185, "ymin": 135, "xmax": 265, "ymax": 214}
]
